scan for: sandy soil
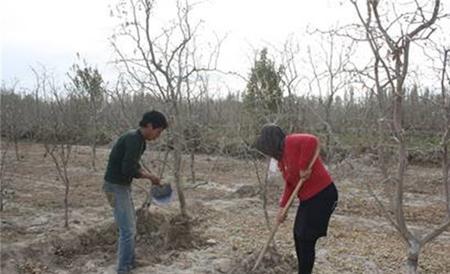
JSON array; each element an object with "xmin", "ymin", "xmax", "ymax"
[{"xmin": 1, "ymin": 143, "xmax": 449, "ymax": 274}]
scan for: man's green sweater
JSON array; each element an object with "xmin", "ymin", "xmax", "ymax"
[{"xmin": 104, "ymin": 129, "xmax": 146, "ymax": 185}]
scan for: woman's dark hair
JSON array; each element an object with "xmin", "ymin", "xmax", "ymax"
[
  {"xmin": 139, "ymin": 111, "xmax": 168, "ymax": 129},
  {"xmin": 254, "ymin": 124, "xmax": 286, "ymax": 160}
]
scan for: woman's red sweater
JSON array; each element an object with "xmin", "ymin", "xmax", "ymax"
[{"xmin": 278, "ymin": 134, "xmax": 333, "ymax": 207}]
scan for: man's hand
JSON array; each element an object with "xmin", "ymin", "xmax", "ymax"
[
  {"xmin": 148, "ymin": 174, "xmax": 161, "ymax": 186},
  {"xmin": 276, "ymin": 207, "xmax": 287, "ymax": 224},
  {"xmin": 299, "ymin": 168, "xmax": 312, "ymax": 181},
  {"xmin": 139, "ymin": 169, "xmax": 161, "ymax": 186}
]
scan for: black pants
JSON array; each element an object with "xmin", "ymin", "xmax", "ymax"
[{"xmin": 293, "ymin": 183, "xmax": 338, "ymax": 274}]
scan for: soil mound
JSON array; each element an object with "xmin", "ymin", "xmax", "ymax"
[{"xmin": 229, "ymin": 246, "xmax": 296, "ymax": 274}]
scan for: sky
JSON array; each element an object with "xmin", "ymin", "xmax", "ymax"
[
  {"xmin": 0, "ymin": 0, "xmax": 352, "ymax": 89},
  {"xmin": 1, "ymin": 0, "xmax": 116, "ymax": 87},
  {"xmin": 1, "ymin": 0, "xmax": 448, "ymax": 93}
]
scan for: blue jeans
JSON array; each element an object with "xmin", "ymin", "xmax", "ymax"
[{"xmin": 103, "ymin": 181, "xmax": 136, "ymax": 274}]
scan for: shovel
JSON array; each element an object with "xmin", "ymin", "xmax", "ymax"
[
  {"xmin": 151, "ymin": 183, "xmax": 173, "ymax": 205},
  {"xmin": 252, "ymin": 147, "xmax": 320, "ymax": 271},
  {"xmin": 141, "ymin": 149, "xmax": 171, "ymax": 209}
]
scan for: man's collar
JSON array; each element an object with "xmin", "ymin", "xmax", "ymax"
[{"xmin": 137, "ymin": 128, "xmax": 146, "ymax": 141}]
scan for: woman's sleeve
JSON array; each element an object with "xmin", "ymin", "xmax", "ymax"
[
  {"xmin": 278, "ymin": 138, "xmax": 296, "ymax": 208},
  {"xmin": 279, "ymin": 180, "xmax": 294, "ymax": 208}
]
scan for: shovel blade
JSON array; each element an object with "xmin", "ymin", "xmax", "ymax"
[{"xmin": 151, "ymin": 184, "xmax": 173, "ymax": 205}]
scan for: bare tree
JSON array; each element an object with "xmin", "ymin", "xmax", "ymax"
[
  {"xmin": 39, "ymin": 77, "xmax": 79, "ymax": 229},
  {"xmin": 111, "ymin": 0, "xmax": 220, "ymax": 217},
  {"xmin": 104, "ymin": 76, "xmax": 140, "ymax": 134},
  {"xmin": 306, "ymin": 30, "xmax": 355, "ymax": 162},
  {"xmin": 425, "ymin": 42, "xmax": 450, "ymax": 214},
  {"xmin": 251, "ymin": 156, "xmax": 272, "ymax": 230},
  {"xmin": 276, "ymin": 35, "xmax": 307, "ymax": 131},
  {"xmin": 427, "ymin": 44, "xmax": 450, "ymax": 213},
  {"xmin": 349, "ymin": 0, "xmax": 449, "ymax": 272},
  {"xmin": 440, "ymin": 48, "xmax": 450, "ymax": 212}
]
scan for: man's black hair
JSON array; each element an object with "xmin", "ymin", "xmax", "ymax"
[{"xmin": 139, "ymin": 111, "xmax": 168, "ymax": 129}]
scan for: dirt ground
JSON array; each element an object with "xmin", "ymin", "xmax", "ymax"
[{"xmin": 1, "ymin": 143, "xmax": 449, "ymax": 274}]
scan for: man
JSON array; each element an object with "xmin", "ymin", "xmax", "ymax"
[
  {"xmin": 254, "ymin": 124, "xmax": 338, "ymax": 274},
  {"xmin": 103, "ymin": 111, "xmax": 168, "ymax": 274}
]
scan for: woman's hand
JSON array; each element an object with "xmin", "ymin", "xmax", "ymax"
[
  {"xmin": 299, "ymin": 168, "xmax": 312, "ymax": 181},
  {"xmin": 277, "ymin": 207, "xmax": 287, "ymax": 224}
]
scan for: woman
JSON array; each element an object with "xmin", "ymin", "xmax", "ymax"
[{"xmin": 255, "ymin": 124, "xmax": 338, "ymax": 274}]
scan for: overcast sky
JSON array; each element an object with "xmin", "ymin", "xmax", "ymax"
[
  {"xmin": 0, "ymin": 0, "xmax": 352, "ymax": 87},
  {"xmin": 1, "ymin": 0, "xmax": 115, "ymax": 86},
  {"xmin": 1, "ymin": 0, "xmax": 448, "ymax": 92}
]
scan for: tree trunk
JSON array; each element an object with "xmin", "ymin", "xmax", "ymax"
[
  {"xmin": 252, "ymin": 158, "xmax": 271, "ymax": 230},
  {"xmin": 262, "ymin": 160, "xmax": 271, "ymax": 230},
  {"xmin": 442, "ymin": 49, "xmax": 450, "ymax": 212},
  {"xmin": 173, "ymin": 113, "xmax": 187, "ymax": 217},
  {"xmin": 64, "ymin": 180, "xmax": 69, "ymax": 228},
  {"xmin": 325, "ymin": 96, "xmax": 333, "ymax": 163},
  {"xmin": 92, "ymin": 144, "xmax": 97, "ymax": 171},
  {"xmin": 14, "ymin": 135, "xmax": 19, "ymax": 161},
  {"xmin": 406, "ymin": 241, "xmax": 420, "ymax": 274},
  {"xmin": 393, "ymin": 55, "xmax": 408, "ymax": 234},
  {"xmin": 444, "ymin": 145, "xmax": 449, "ymax": 213},
  {"xmin": 0, "ymin": 182, "xmax": 4, "ymax": 211},
  {"xmin": 376, "ymin": 122, "xmax": 394, "ymax": 210},
  {"xmin": 174, "ymin": 137, "xmax": 187, "ymax": 217},
  {"xmin": 325, "ymin": 130, "xmax": 332, "ymax": 163},
  {"xmin": 0, "ymin": 145, "xmax": 7, "ymax": 212},
  {"xmin": 63, "ymin": 159, "xmax": 70, "ymax": 228},
  {"xmin": 92, "ymin": 113, "xmax": 97, "ymax": 171},
  {"xmin": 190, "ymin": 150, "xmax": 196, "ymax": 184}
]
